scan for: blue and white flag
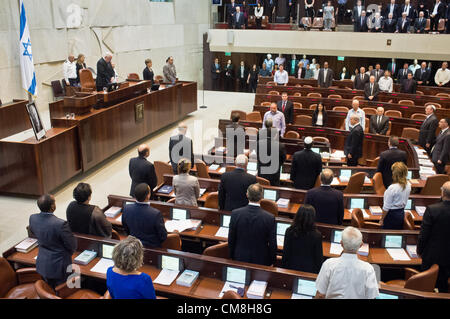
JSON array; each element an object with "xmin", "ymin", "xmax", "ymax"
[{"xmin": 19, "ymin": 0, "xmax": 37, "ymax": 96}]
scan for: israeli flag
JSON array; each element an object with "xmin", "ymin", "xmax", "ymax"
[{"xmin": 19, "ymin": 0, "xmax": 37, "ymax": 96}]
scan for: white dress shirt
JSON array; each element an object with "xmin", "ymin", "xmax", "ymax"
[
  {"xmin": 63, "ymin": 60, "xmax": 77, "ymax": 83},
  {"xmin": 313, "ymin": 68, "xmax": 320, "ymax": 80},
  {"xmin": 432, "ymin": 2, "xmax": 440, "ymax": 15},
  {"xmin": 434, "ymin": 68, "xmax": 450, "ymax": 85},
  {"xmin": 255, "ymin": 7, "xmax": 264, "ymax": 18},
  {"xmin": 274, "ymin": 70, "xmax": 289, "ymax": 85},
  {"xmin": 345, "ymin": 108, "xmax": 366, "ymax": 131},
  {"xmin": 383, "ymin": 182, "xmax": 411, "ymax": 211},
  {"xmin": 378, "ymin": 76, "xmax": 393, "ymax": 92},
  {"xmin": 316, "ymin": 253, "xmax": 379, "ymax": 299},
  {"xmin": 316, "ymin": 113, "xmax": 323, "ymax": 126}
]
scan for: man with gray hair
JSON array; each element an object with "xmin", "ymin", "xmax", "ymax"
[
  {"xmin": 418, "ymin": 105, "xmax": 439, "ymax": 154},
  {"xmin": 163, "ymin": 56, "xmax": 177, "ymax": 84},
  {"xmin": 169, "ymin": 122, "xmax": 194, "ymax": 174},
  {"xmin": 96, "ymin": 52, "xmax": 115, "ymax": 91},
  {"xmin": 305, "ymin": 169, "xmax": 344, "ymax": 225},
  {"xmin": 344, "ymin": 114, "xmax": 364, "ymax": 166},
  {"xmin": 218, "ymin": 154, "xmax": 257, "ymax": 211},
  {"xmin": 418, "ymin": 181, "xmax": 450, "ymax": 292},
  {"xmin": 315, "ymin": 227, "xmax": 379, "ymax": 299},
  {"xmin": 369, "ymin": 107, "xmax": 389, "ymax": 135},
  {"xmin": 228, "ymin": 183, "xmax": 277, "ymax": 266}
]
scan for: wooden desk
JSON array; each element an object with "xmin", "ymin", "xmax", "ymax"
[{"xmin": 0, "ymin": 100, "xmax": 30, "ymax": 140}]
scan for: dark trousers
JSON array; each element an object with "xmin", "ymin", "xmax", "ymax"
[
  {"xmin": 212, "ymin": 78, "xmax": 220, "ymax": 91},
  {"xmin": 382, "ymin": 208, "xmax": 405, "ymax": 230},
  {"xmin": 249, "ymin": 80, "xmax": 258, "ymax": 93},
  {"xmin": 225, "ymin": 77, "xmax": 234, "ymax": 91},
  {"xmin": 422, "ymin": 263, "xmax": 450, "ymax": 293},
  {"xmin": 68, "ymin": 78, "xmax": 79, "ymax": 87},
  {"xmin": 267, "ymin": 6, "xmax": 275, "ymax": 22},
  {"xmin": 238, "ymin": 78, "xmax": 247, "ymax": 92},
  {"xmin": 430, "ymin": 16, "xmax": 440, "ymax": 31},
  {"xmin": 288, "ymin": 5, "xmax": 297, "ymax": 21},
  {"xmin": 256, "ymin": 18, "xmax": 262, "ymax": 29},
  {"xmin": 44, "ymin": 276, "xmax": 66, "ymax": 289},
  {"xmin": 347, "ymin": 156, "xmax": 359, "ymax": 166},
  {"xmin": 337, "ymin": 4, "xmax": 346, "ymax": 24},
  {"xmin": 434, "ymin": 161, "xmax": 447, "ymax": 174}
]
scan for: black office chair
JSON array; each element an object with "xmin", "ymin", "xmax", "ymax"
[{"xmin": 51, "ymin": 80, "xmax": 65, "ymax": 100}]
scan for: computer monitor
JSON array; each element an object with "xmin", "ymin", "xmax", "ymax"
[
  {"xmin": 331, "ymin": 229, "xmax": 343, "ymax": 243},
  {"xmin": 350, "ymin": 198, "xmax": 365, "ymax": 210},
  {"xmin": 377, "ymin": 293, "xmax": 400, "ymax": 299},
  {"xmin": 311, "ymin": 147, "xmax": 320, "ymax": 154},
  {"xmin": 247, "ymin": 162, "xmax": 257, "ymax": 171},
  {"xmin": 263, "ymin": 189, "xmax": 278, "ymax": 201},
  {"xmin": 101, "ymin": 244, "xmax": 114, "ymax": 259},
  {"xmin": 276, "ymin": 222, "xmax": 291, "ymax": 236},
  {"xmin": 405, "ymin": 199, "xmax": 413, "ymax": 210},
  {"xmin": 407, "ymin": 171, "xmax": 412, "ymax": 180},
  {"xmin": 221, "ymin": 214, "xmax": 231, "ymax": 228},
  {"xmin": 171, "ymin": 208, "xmax": 190, "ymax": 220},
  {"xmin": 222, "ymin": 266, "xmax": 250, "ymax": 285},
  {"xmin": 292, "ymin": 278, "xmax": 317, "ymax": 297},
  {"xmin": 159, "ymin": 255, "xmax": 183, "ymax": 272},
  {"xmin": 383, "ymin": 235, "xmax": 404, "ymax": 248},
  {"xmin": 340, "ymin": 169, "xmax": 352, "ymax": 178}
]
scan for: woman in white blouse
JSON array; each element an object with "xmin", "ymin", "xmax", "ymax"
[
  {"xmin": 380, "ymin": 162, "xmax": 411, "ymax": 229},
  {"xmin": 254, "ymin": 2, "xmax": 264, "ymax": 29}
]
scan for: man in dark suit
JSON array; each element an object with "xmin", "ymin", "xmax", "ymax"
[
  {"xmin": 277, "ymin": 92, "xmax": 294, "ymax": 125},
  {"xmin": 169, "ymin": 122, "xmax": 194, "ymax": 174},
  {"xmin": 364, "ymin": 75, "xmax": 380, "ymax": 101},
  {"xmin": 419, "ymin": 105, "xmax": 439, "ymax": 154},
  {"xmin": 211, "ymin": 58, "xmax": 221, "ymax": 91},
  {"xmin": 228, "ymin": 183, "xmax": 277, "ymax": 266},
  {"xmin": 290, "ymin": 137, "xmax": 323, "ymax": 190},
  {"xmin": 257, "ymin": 124, "xmax": 286, "ymax": 186},
  {"xmin": 265, "ymin": 0, "xmax": 278, "ymax": 23},
  {"xmin": 224, "ymin": 60, "xmax": 235, "ymax": 91},
  {"xmin": 370, "ymin": 64, "xmax": 384, "ymax": 82},
  {"xmin": 218, "ymin": 154, "xmax": 257, "ymax": 211},
  {"xmin": 354, "ymin": 67, "xmax": 369, "ymax": 90},
  {"xmin": 317, "ymin": 62, "xmax": 334, "ymax": 88},
  {"xmin": 397, "ymin": 63, "xmax": 411, "ymax": 83},
  {"xmin": 226, "ymin": 113, "xmax": 245, "ymax": 158},
  {"xmin": 227, "ymin": 0, "xmax": 238, "ymax": 28},
  {"xmin": 429, "ymin": 0, "xmax": 445, "ymax": 32},
  {"xmin": 96, "ymin": 53, "xmax": 115, "ymax": 91},
  {"xmin": 237, "ymin": 61, "xmax": 248, "ymax": 92},
  {"xmin": 369, "ymin": 107, "xmax": 390, "ymax": 135},
  {"xmin": 352, "ymin": 1, "xmax": 365, "ymax": 31},
  {"xmin": 305, "ymin": 169, "xmax": 344, "ymax": 225},
  {"xmin": 376, "ymin": 136, "xmax": 408, "ymax": 188},
  {"xmin": 418, "ymin": 181, "xmax": 450, "ymax": 292},
  {"xmin": 400, "ymin": 72, "xmax": 417, "ymax": 93},
  {"xmin": 396, "ymin": 12, "xmax": 410, "ymax": 33},
  {"xmin": 414, "ymin": 61, "xmax": 431, "ymax": 86},
  {"xmin": 29, "ymin": 194, "xmax": 77, "ymax": 288},
  {"xmin": 129, "ymin": 144, "xmax": 158, "ymax": 198},
  {"xmin": 122, "ymin": 183, "xmax": 167, "ymax": 248},
  {"xmin": 401, "ymin": 0, "xmax": 416, "ymax": 21},
  {"xmin": 384, "ymin": 0, "xmax": 401, "ymax": 20},
  {"xmin": 344, "ymin": 115, "xmax": 364, "ymax": 166},
  {"xmin": 233, "ymin": 6, "xmax": 245, "ymax": 29},
  {"xmin": 382, "ymin": 13, "xmax": 397, "ymax": 32},
  {"xmin": 414, "ymin": 10, "xmax": 427, "ymax": 33},
  {"xmin": 356, "ymin": 10, "xmax": 369, "ymax": 32},
  {"xmin": 431, "ymin": 118, "xmax": 450, "ymax": 174}
]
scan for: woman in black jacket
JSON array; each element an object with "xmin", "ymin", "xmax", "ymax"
[
  {"xmin": 311, "ymin": 103, "xmax": 328, "ymax": 127},
  {"xmin": 282, "ymin": 205, "xmax": 323, "ymax": 273},
  {"xmin": 142, "ymin": 58, "xmax": 154, "ymax": 85}
]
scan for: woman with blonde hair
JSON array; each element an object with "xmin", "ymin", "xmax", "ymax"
[
  {"xmin": 172, "ymin": 158, "xmax": 200, "ymax": 207},
  {"xmin": 76, "ymin": 53, "xmax": 87, "ymax": 85},
  {"xmin": 106, "ymin": 236, "xmax": 156, "ymax": 299},
  {"xmin": 380, "ymin": 162, "xmax": 411, "ymax": 229}
]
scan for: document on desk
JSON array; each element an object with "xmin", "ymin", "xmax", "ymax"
[
  {"xmin": 329, "ymin": 243, "xmax": 343, "ymax": 255},
  {"xmin": 215, "ymin": 227, "xmax": 229, "ymax": 239},
  {"xmin": 331, "ymin": 177, "xmax": 340, "ymax": 186},
  {"xmin": 387, "ymin": 248, "xmax": 411, "ymax": 261},
  {"xmin": 90, "ymin": 258, "xmax": 115, "ymax": 274},
  {"xmin": 280, "ymin": 173, "xmax": 291, "ymax": 181},
  {"xmin": 291, "ymin": 293, "xmax": 313, "ymax": 299},
  {"xmin": 165, "ymin": 219, "xmax": 201, "ymax": 233},
  {"xmin": 153, "ymin": 269, "xmax": 180, "ymax": 286},
  {"xmin": 219, "ymin": 281, "xmax": 245, "ymax": 298},
  {"xmin": 415, "ymin": 206, "xmax": 426, "ymax": 216},
  {"xmin": 277, "ymin": 235, "xmax": 284, "ymax": 248},
  {"xmin": 350, "ymin": 209, "xmax": 370, "ymax": 218}
]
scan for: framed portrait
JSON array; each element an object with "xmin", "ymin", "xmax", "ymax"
[
  {"xmin": 135, "ymin": 102, "xmax": 144, "ymax": 123},
  {"xmin": 26, "ymin": 101, "xmax": 46, "ymax": 141}
]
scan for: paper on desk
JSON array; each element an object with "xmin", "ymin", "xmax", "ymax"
[
  {"xmin": 415, "ymin": 206, "xmax": 426, "ymax": 216},
  {"xmin": 364, "ymin": 177, "xmax": 371, "ymax": 184},
  {"xmin": 277, "ymin": 235, "xmax": 284, "ymax": 248},
  {"xmin": 153, "ymin": 269, "xmax": 179, "ymax": 286},
  {"xmin": 90, "ymin": 258, "xmax": 114, "ymax": 274},
  {"xmin": 291, "ymin": 293, "xmax": 313, "ymax": 299},
  {"xmin": 219, "ymin": 281, "xmax": 245, "ymax": 298},
  {"xmin": 218, "ymin": 167, "xmax": 226, "ymax": 173},
  {"xmin": 215, "ymin": 227, "xmax": 229, "ymax": 239},
  {"xmin": 387, "ymin": 248, "xmax": 411, "ymax": 261},
  {"xmin": 329, "ymin": 243, "xmax": 343, "ymax": 255},
  {"xmin": 339, "ymin": 176, "xmax": 350, "ymax": 183},
  {"xmin": 350, "ymin": 209, "xmax": 370, "ymax": 218},
  {"xmin": 331, "ymin": 177, "xmax": 340, "ymax": 185},
  {"xmin": 331, "ymin": 150, "xmax": 345, "ymax": 158},
  {"xmin": 280, "ymin": 173, "xmax": 291, "ymax": 181},
  {"xmin": 165, "ymin": 219, "xmax": 201, "ymax": 233}
]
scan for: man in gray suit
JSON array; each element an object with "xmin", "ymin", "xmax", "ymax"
[
  {"xmin": 29, "ymin": 194, "xmax": 77, "ymax": 288},
  {"xmin": 163, "ymin": 56, "xmax": 177, "ymax": 83},
  {"xmin": 317, "ymin": 62, "xmax": 334, "ymax": 88},
  {"xmin": 432, "ymin": 118, "xmax": 450, "ymax": 174}
]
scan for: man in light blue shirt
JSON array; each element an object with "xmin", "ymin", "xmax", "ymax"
[
  {"xmin": 263, "ymin": 103, "xmax": 286, "ymax": 137},
  {"xmin": 264, "ymin": 54, "xmax": 274, "ymax": 73},
  {"xmin": 345, "ymin": 99, "xmax": 366, "ymax": 131}
]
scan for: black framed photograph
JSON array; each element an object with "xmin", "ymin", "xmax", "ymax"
[{"xmin": 26, "ymin": 101, "xmax": 46, "ymax": 141}]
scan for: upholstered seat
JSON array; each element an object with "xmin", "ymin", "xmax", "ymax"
[
  {"xmin": 203, "ymin": 242, "xmax": 229, "ymax": 258},
  {"xmin": 343, "ymin": 172, "xmax": 366, "ymax": 194},
  {"xmin": 260, "ymin": 199, "xmax": 278, "ymax": 217},
  {"xmin": 0, "ymin": 257, "xmax": 41, "ymax": 299},
  {"xmin": 385, "ymin": 265, "xmax": 439, "ymax": 292},
  {"xmin": 35, "ymin": 279, "xmax": 102, "ymax": 299}
]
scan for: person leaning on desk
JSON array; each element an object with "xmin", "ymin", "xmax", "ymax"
[{"xmin": 106, "ymin": 236, "xmax": 156, "ymax": 299}]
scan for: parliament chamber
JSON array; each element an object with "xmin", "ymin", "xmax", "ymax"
[{"xmin": 1, "ymin": 0, "xmax": 450, "ymax": 308}]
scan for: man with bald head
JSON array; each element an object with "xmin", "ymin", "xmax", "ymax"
[
  {"xmin": 129, "ymin": 144, "xmax": 157, "ymax": 198},
  {"xmin": 305, "ymin": 169, "xmax": 344, "ymax": 225},
  {"xmin": 96, "ymin": 52, "xmax": 115, "ymax": 91},
  {"xmin": 418, "ymin": 181, "xmax": 450, "ymax": 292},
  {"xmin": 345, "ymin": 99, "xmax": 365, "ymax": 131},
  {"xmin": 419, "ymin": 105, "xmax": 439, "ymax": 154},
  {"xmin": 344, "ymin": 115, "xmax": 364, "ymax": 166},
  {"xmin": 169, "ymin": 122, "xmax": 194, "ymax": 174},
  {"xmin": 63, "ymin": 54, "xmax": 77, "ymax": 86},
  {"xmin": 369, "ymin": 107, "xmax": 389, "ymax": 135}
]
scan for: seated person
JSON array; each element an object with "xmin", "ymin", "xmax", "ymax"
[
  {"xmin": 107, "ymin": 236, "xmax": 156, "ymax": 299},
  {"xmin": 122, "ymin": 183, "xmax": 167, "ymax": 248},
  {"xmin": 66, "ymin": 182, "xmax": 112, "ymax": 238}
]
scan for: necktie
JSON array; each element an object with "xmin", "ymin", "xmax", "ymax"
[
  {"xmin": 371, "ymin": 84, "xmax": 373, "ymax": 95},
  {"xmin": 378, "ymin": 116, "xmax": 381, "ymax": 126}
]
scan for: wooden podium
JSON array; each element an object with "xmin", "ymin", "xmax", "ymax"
[{"xmin": 0, "ymin": 100, "xmax": 81, "ymax": 196}]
